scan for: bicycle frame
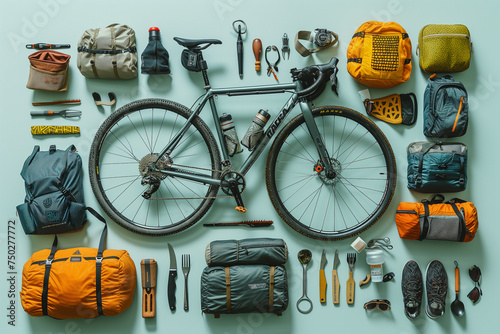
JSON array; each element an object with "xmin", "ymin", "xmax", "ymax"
[{"xmin": 153, "ymin": 75, "xmax": 334, "ymax": 186}]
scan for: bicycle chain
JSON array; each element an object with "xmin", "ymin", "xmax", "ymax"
[{"xmin": 148, "ymin": 163, "xmax": 233, "ymax": 201}]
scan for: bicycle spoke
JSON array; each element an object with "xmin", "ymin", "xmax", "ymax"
[
  {"xmin": 139, "ymin": 110, "xmax": 153, "ymax": 153},
  {"xmin": 153, "ymin": 109, "xmax": 168, "ymax": 153},
  {"xmin": 127, "ymin": 114, "xmax": 152, "ymax": 154}
]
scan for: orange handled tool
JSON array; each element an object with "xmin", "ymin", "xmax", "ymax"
[
  {"xmin": 253, "ymin": 39, "xmax": 262, "ymax": 72},
  {"xmin": 319, "ymin": 250, "xmax": 327, "ymax": 303},
  {"xmin": 141, "ymin": 259, "xmax": 158, "ymax": 318},
  {"xmin": 332, "ymin": 249, "xmax": 340, "ymax": 304}
]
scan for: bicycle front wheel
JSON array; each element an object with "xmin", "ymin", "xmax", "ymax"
[
  {"xmin": 265, "ymin": 106, "xmax": 396, "ymax": 240},
  {"xmin": 89, "ymin": 99, "xmax": 221, "ymax": 236}
]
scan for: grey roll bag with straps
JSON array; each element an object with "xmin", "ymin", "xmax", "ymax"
[
  {"xmin": 201, "ymin": 238, "xmax": 289, "ymax": 317},
  {"xmin": 77, "ymin": 23, "xmax": 138, "ymax": 79},
  {"xmin": 407, "ymin": 141, "xmax": 467, "ymax": 193},
  {"xmin": 17, "ymin": 145, "xmax": 87, "ymax": 235}
]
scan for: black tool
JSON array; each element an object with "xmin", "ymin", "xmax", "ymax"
[
  {"xmin": 167, "ymin": 243, "xmax": 177, "ymax": 311},
  {"xmin": 26, "ymin": 43, "xmax": 70, "ymax": 50},
  {"xmin": 232, "ymin": 20, "xmax": 247, "ymax": 79},
  {"xmin": 30, "ymin": 109, "xmax": 82, "ymax": 118},
  {"xmin": 203, "ymin": 220, "xmax": 273, "ymax": 228},
  {"xmin": 265, "ymin": 45, "xmax": 280, "ymax": 82},
  {"xmin": 281, "ymin": 33, "xmax": 290, "ymax": 59}
]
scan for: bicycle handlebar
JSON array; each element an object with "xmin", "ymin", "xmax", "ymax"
[{"xmin": 295, "ymin": 57, "xmax": 339, "ymax": 99}]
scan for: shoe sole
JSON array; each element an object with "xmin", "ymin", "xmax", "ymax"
[{"xmin": 425, "ymin": 260, "xmax": 444, "ymax": 319}]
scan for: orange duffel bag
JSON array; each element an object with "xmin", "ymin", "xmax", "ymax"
[
  {"xmin": 20, "ymin": 210, "xmax": 136, "ymax": 319},
  {"xmin": 347, "ymin": 21, "xmax": 412, "ymax": 88},
  {"xmin": 395, "ymin": 195, "xmax": 478, "ymax": 242}
]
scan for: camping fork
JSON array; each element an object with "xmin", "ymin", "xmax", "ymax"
[
  {"xmin": 346, "ymin": 253, "xmax": 356, "ymax": 304},
  {"xmin": 181, "ymin": 254, "xmax": 191, "ymax": 311}
]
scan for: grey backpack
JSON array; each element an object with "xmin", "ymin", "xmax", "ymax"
[
  {"xmin": 77, "ymin": 23, "xmax": 138, "ymax": 79},
  {"xmin": 17, "ymin": 145, "xmax": 88, "ymax": 235},
  {"xmin": 423, "ymin": 75, "xmax": 468, "ymax": 138}
]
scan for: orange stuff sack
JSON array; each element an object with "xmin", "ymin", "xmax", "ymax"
[
  {"xmin": 21, "ymin": 221, "xmax": 136, "ymax": 319},
  {"xmin": 347, "ymin": 21, "xmax": 412, "ymax": 88},
  {"xmin": 395, "ymin": 196, "xmax": 478, "ymax": 242}
]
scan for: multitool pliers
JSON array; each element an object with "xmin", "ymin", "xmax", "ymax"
[{"xmin": 265, "ymin": 45, "xmax": 280, "ymax": 82}]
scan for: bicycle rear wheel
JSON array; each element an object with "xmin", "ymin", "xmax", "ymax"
[
  {"xmin": 89, "ymin": 99, "xmax": 221, "ymax": 236},
  {"xmin": 265, "ymin": 106, "xmax": 396, "ymax": 241}
]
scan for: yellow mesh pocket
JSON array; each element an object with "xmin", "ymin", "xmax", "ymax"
[
  {"xmin": 371, "ymin": 35, "xmax": 400, "ymax": 72},
  {"xmin": 364, "ymin": 93, "xmax": 417, "ymax": 125}
]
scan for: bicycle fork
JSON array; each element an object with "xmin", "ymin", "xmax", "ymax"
[{"xmin": 299, "ymin": 101, "xmax": 335, "ymax": 177}]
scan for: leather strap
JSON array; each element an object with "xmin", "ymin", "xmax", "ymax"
[
  {"xmin": 269, "ymin": 266, "xmax": 275, "ymax": 312},
  {"xmin": 225, "ymin": 267, "xmax": 231, "ymax": 313},
  {"xmin": 294, "ymin": 30, "xmax": 338, "ymax": 57}
]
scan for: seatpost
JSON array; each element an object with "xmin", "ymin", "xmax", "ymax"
[{"xmin": 198, "ymin": 53, "xmax": 211, "ymax": 88}]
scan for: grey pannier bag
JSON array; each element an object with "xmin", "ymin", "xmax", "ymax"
[{"xmin": 77, "ymin": 24, "xmax": 138, "ymax": 79}]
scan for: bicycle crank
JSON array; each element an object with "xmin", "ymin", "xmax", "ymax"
[{"xmin": 220, "ymin": 170, "xmax": 247, "ymax": 213}]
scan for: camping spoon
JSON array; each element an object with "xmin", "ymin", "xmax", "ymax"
[{"xmin": 451, "ymin": 261, "xmax": 465, "ymax": 317}]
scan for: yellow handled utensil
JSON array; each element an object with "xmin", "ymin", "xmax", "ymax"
[
  {"xmin": 319, "ymin": 250, "xmax": 327, "ymax": 303},
  {"xmin": 346, "ymin": 253, "xmax": 356, "ymax": 304},
  {"xmin": 332, "ymin": 249, "xmax": 340, "ymax": 304}
]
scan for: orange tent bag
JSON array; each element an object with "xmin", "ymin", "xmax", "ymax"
[
  {"xmin": 395, "ymin": 195, "xmax": 478, "ymax": 242},
  {"xmin": 20, "ymin": 210, "xmax": 136, "ymax": 319},
  {"xmin": 347, "ymin": 21, "xmax": 412, "ymax": 88}
]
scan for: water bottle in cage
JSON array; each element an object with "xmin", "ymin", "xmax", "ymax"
[
  {"xmin": 241, "ymin": 109, "xmax": 270, "ymax": 150},
  {"xmin": 219, "ymin": 113, "xmax": 243, "ymax": 156}
]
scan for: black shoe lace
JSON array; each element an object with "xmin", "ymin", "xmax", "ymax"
[
  {"xmin": 405, "ymin": 280, "xmax": 421, "ymax": 301},
  {"xmin": 428, "ymin": 279, "xmax": 446, "ymax": 305}
]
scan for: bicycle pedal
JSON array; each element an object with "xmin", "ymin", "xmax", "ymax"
[{"xmin": 235, "ymin": 206, "xmax": 247, "ymax": 213}]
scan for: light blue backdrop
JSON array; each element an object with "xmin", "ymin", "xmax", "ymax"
[{"xmin": 0, "ymin": 0, "xmax": 495, "ymax": 333}]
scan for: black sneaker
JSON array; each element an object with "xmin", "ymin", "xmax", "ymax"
[
  {"xmin": 401, "ymin": 260, "xmax": 423, "ymax": 319},
  {"xmin": 425, "ymin": 260, "xmax": 448, "ymax": 319}
]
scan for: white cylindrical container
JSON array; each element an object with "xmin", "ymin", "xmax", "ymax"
[{"xmin": 366, "ymin": 248, "xmax": 385, "ymax": 283}]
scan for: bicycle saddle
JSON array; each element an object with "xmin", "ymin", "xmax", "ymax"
[{"xmin": 173, "ymin": 37, "xmax": 222, "ymax": 49}]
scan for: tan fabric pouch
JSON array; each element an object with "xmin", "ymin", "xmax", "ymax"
[{"xmin": 27, "ymin": 51, "xmax": 70, "ymax": 92}]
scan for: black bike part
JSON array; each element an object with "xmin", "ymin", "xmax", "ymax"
[
  {"xmin": 295, "ymin": 57, "xmax": 339, "ymax": 101},
  {"xmin": 173, "ymin": 37, "xmax": 222, "ymax": 49},
  {"xmin": 89, "ymin": 99, "xmax": 221, "ymax": 236},
  {"xmin": 265, "ymin": 106, "xmax": 396, "ymax": 241}
]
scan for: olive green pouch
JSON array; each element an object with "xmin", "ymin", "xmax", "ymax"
[{"xmin": 417, "ymin": 24, "xmax": 472, "ymax": 73}]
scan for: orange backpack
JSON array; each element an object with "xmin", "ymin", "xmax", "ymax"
[
  {"xmin": 21, "ymin": 216, "xmax": 136, "ymax": 319},
  {"xmin": 395, "ymin": 195, "xmax": 478, "ymax": 242},
  {"xmin": 347, "ymin": 21, "xmax": 412, "ymax": 88}
]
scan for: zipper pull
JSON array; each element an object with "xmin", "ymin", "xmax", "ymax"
[{"xmin": 452, "ymin": 96, "xmax": 465, "ymax": 133}]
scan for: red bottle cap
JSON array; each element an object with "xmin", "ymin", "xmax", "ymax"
[{"xmin": 149, "ymin": 27, "xmax": 160, "ymax": 32}]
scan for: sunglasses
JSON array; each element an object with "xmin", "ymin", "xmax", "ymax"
[
  {"xmin": 363, "ymin": 299, "xmax": 391, "ymax": 311},
  {"xmin": 467, "ymin": 265, "xmax": 482, "ymax": 303}
]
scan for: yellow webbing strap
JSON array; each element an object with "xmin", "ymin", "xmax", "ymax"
[
  {"xmin": 31, "ymin": 126, "xmax": 80, "ymax": 135},
  {"xmin": 269, "ymin": 266, "xmax": 275, "ymax": 312},
  {"xmin": 225, "ymin": 267, "xmax": 231, "ymax": 313}
]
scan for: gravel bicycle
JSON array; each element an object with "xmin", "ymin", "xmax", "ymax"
[{"xmin": 89, "ymin": 37, "xmax": 396, "ymax": 240}]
